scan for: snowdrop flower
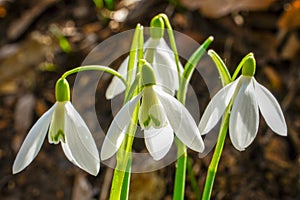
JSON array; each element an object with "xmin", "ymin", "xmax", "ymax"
[
  {"xmin": 13, "ymin": 78, "xmax": 100, "ymax": 175},
  {"xmin": 199, "ymin": 54, "xmax": 287, "ymax": 151},
  {"xmin": 101, "ymin": 62, "xmax": 204, "ymax": 160},
  {"xmin": 105, "ymin": 16, "xmax": 183, "ymax": 99}
]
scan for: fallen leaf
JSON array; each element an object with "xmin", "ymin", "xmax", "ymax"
[{"xmin": 179, "ymin": 0, "xmax": 274, "ymax": 18}]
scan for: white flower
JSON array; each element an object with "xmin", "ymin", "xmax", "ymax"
[
  {"xmin": 13, "ymin": 101, "xmax": 100, "ymax": 176},
  {"xmin": 198, "ymin": 75, "xmax": 287, "ymax": 151},
  {"xmin": 101, "ymin": 85, "xmax": 204, "ymax": 161},
  {"xmin": 105, "ymin": 37, "xmax": 183, "ymax": 99}
]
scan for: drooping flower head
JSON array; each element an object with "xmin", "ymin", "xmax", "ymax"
[
  {"xmin": 101, "ymin": 61, "xmax": 204, "ymax": 161},
  {"xmin": 199, "ymin": 53, "xmax": 287, "ymax": 151},
  {"xmin": 105, "ymin": 15, "xmax": 183, "ymax": 99},
  {"xmin": 13, "ymin": 78, "xmax": 100, "ymax": 175}
]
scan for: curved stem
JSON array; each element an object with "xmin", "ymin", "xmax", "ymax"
[
  {"xmin": 158, "ymin": 13, "xmax": 181, "ymax": 83},
  {"xmin": 61, "ymin": 65, "xmax": 127, "ymax": 87}
]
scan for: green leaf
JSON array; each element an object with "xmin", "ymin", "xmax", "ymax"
[
  {"xmin": 182, "ymin": 36, "xmax": 214, "ymax": 82},
  {"xmin": 177, "ymin": 36, "xmax": 214, "ymax": 103},
  {"xmin": 208, "ymin": 50, "xmax": 231, "ymax": 86}
]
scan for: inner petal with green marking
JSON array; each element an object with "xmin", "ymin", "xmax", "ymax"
[
  {"xmin": 139, "ymin": 87, "xmax": 167, "ymax": 129},
  {"xmin": 49, "ymin": 102, "xmax": 66, "ymax": 144}
]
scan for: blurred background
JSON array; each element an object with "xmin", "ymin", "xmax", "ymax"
[{"xmin": 0, "ymin": 0, "xmax": 299, "ymax": 199}]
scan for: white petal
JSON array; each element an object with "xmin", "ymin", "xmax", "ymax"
[
  {"xmin": 157, "ymin": 38, "xmax": 184, "ymax": 73},
  {"xmin": 105, "ymin": 57, "xmax": 137, "ymax": 99},
  {"xmin": 254, "ymin": 79, "xmax": 287, "ymax": 136},
  {"xmin": 198, "ymin": 78, "xmax": 240, "ymax": 134},
  {"xmin": 144, "ymin": 37, "xmax": 160, "ymax": 49},
  {"xmin": 229, "ymin": 78, "xmax": 259, "ymax": 151},
  {"xmin": 101, "ymin": 93, "xmax": 142, "ymax": 160},
  {"xmin": 145, "ymin": 38, "xmax": 183, "ymax": 94},
  {"xmin": 13, "ymin": 103, "xmax": 56, "ymax": 174},
  {"xmin": 61, "ymin": 142, "xmax": 79, "ymax": 166},
  {"xmin": 64, "ymin": 102, "xmax": 100, "ymax": 176},
  {"xmin": 157, "ymin": 38, "xmax": 184, "ymax": 72},
  {"xmin": 155, "ymin": 88, "xmax": 204, "ymax": 152},
  {"xmin": 144, "ymin": 124, "xmax": 174, "ymax": 160}
]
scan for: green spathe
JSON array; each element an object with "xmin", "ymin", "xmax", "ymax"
[
  {"xmin": 141, "ymin": 60, "xmax": 156, "ymax": 87},
  {"xmin": 242, "ymin": 53, "xmax": 256, "ymax": 77},
  {"xmin": 150, "ymin": 15, "xmax": 164, "ymax": 39},
  {"xmin": 55, "ymin": 78, "xmax": 70, "ymax": 102}
]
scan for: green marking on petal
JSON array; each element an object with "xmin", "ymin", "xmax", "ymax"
[
  {"xmin": 151, "ymin": 115, "xmax": 162, "ymax": 128},
  {"xmin": 139, "ymin": 87, "xmax": 166, "ymax": 129},
  {"xmin": 149, "ymin": 104, "xmax": 165, "ymax": 128},
  {"xmin": 143, "ymin": 117, "xmax": 151, "ymax": 128},
  {"xmin": 52, "ymin": 130, "xmax": 65, "ymax": 143},
  {"xmin": 49, "ymin": 102, "xmax": 66, "ymax": 144}
]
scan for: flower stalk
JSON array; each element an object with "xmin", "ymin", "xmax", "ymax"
[
  {"xmin": 201, "ymin": 105, "xmax": 231, "ymax": 200},
  {"xmin": 173, "ymin": 36, "xmax": 214, "ymax": 200},
  {"xmin": 109, "ymin": 24, "xmax": 144, "ymax": 200}
]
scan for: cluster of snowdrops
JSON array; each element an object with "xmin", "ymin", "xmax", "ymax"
[{"xmin": 12, "ymin": 14, "xmax": 287, "ymax": 200}]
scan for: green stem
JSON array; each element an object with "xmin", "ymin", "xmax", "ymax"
[
  {"xmin": 61, "ymin": 65, "xmax": 127, "ymax": 86},
  {"xmin": 109, "ymin": 105, "xmax": 139, "ymax": 200},
  {"xmin": 158, "ymin": 13, "xmax": 181, "ymax": 81},
  {"xmin": 187, "ymin": 157, "xmax": 201, "ymax": 200},
  {"xmin": 201, "ymin": 107, "xmax": 231, "ymax": 200},
  {"xmin": 119, "ymin": 25, "xmax": 144, "ymax": 200},
  {"xmin": 120, "ymin": 157, "xmax": 132, "ymax": 200},
  {"xmin": 173, "ymin": 140, "xmax": 187, "ymax": 200},
  {"xmin": 110, "ymin": 26, "xmax": 144, "ymax": 200},
  {"xmin": 173, "ymin": 36, "xmax": 213, "ymax": 200},
  {"xmin": 110, "ymin": 169, "xmax": 125, "ymax": 200}
]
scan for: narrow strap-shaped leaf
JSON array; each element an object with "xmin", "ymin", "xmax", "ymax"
[
  {"xmin": 120, "ymin": 155, "xmax": 132, "ymax": 200},
  {"xmin": 208, "ymin": 50, "xmax": 231, "ymax": 86},
  {"xmin": 126, "ymin": 24, "xmax": 143, "ymax": 90},
  {"xmin": 177, "ymin": 36, "xmax": 214, "ymax": 103}
]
